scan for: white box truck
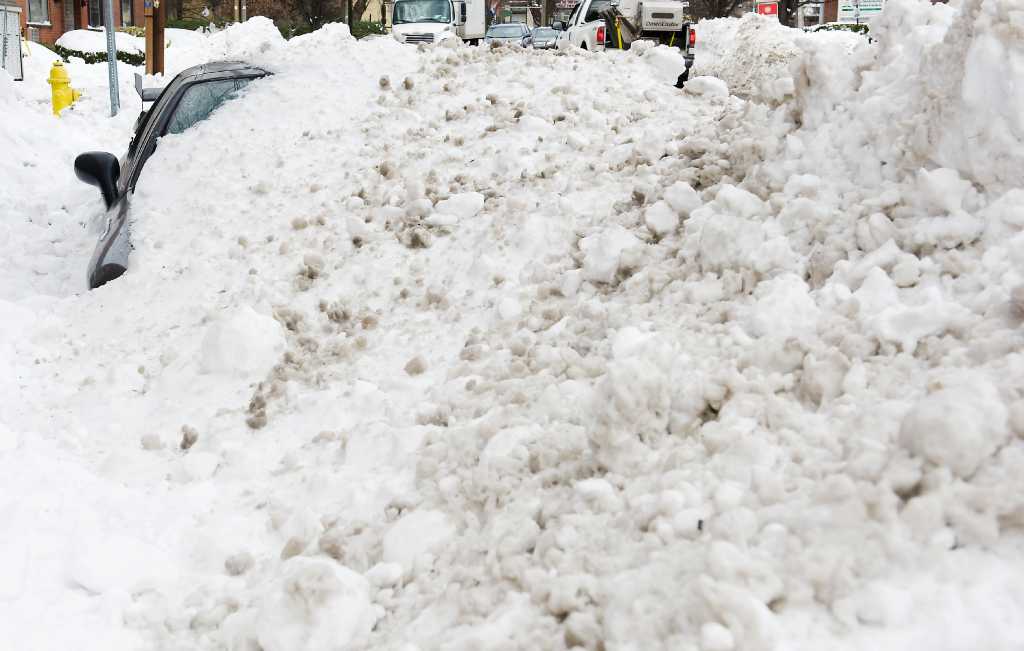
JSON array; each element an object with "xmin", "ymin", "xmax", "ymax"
[{"xmin": 391, "ymin": 0, "xmax": 487, "ymax": 45}]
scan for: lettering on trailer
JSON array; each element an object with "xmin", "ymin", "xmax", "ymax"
[{"xmin": 755, "ymin": 2, "xmax": 778, "ymax": 15}]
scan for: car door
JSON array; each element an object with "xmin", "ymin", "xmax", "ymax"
[
  {"xmin": 89, "ymin": 75, "xmax": 260, "ymax": 289},
  {"xmin": 556, "ymin": 1, "xmax": 583, "ymax": 48},
  {"xmin": 129, "ymin": 76, "xmax": 257, "ymax": 191}
]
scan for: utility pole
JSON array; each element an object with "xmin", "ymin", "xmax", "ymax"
[
  {"xmin": 102, "ymin": 0, "xmax": 119, "ymax": 116},
  {"xmin": 144, "ymin": 0, "xmax": 165, "ymax": 75}
]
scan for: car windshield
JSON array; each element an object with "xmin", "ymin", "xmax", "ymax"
[
  {"xmin": 533, "ymin": 28, "xmax": 556, "ymax": 38},
  {"xmin": 166, "ymin": 78, "xmax": 253, "ymax": 135},
  {"xmin": 393, "ymin": 0, "xmax": 451, "ymax": 24},
  {"xmin": 488, "ymin": 25, "xmax": 523, "ymax": 37}
]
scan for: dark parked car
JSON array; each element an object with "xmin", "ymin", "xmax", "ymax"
[
  {"xmin": 530, "ymin": 26, "xmax": 558, "ymax": 49},
  {"xmin": 76, "ymin": 61, "xmax": 268, "ymax": 289},
  {"xmin": 484, "ymin": 22, "xmax": 532, "ymax": 47}
]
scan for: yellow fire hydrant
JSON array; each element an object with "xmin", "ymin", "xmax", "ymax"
[{"xmin": 48, "ymin": 61, "xmax": 82, "ymax": 116}]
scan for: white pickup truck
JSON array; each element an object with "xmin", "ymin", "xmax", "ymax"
[{"xmin": 553, "ymin": 0, "xmax": 610, "ymax": 51}]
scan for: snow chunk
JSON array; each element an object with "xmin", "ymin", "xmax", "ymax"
[
  {"xmin": 366, "ymin": 562, "xmax": 404, "ymax": 587},
  {"xmin": 664, "ymin": 181, "xmax": 702, "ymax": 217},
  {"xmin": 382, "ymin": 510, "xmax": 456, "ymax": 576},
  {"xmin": 435, "ymin": 192, "xmax": 485, "ymax": 220},
  {"xmin": 640, "ymin": 44, "xmax": 689, "ymax": 85},
  {"xmin": 685, "ymin": 76, "xmax": 729, "ymax": 98},
  {"xmin": 199, "ymin": 305, "xmax": 286, "ymax": 379},
  {"xmin": 580, "ymin": 226, "xmax": 642, "ymax": 284},
  {"xmin": 916, "ymin": 168, "xmax": 976, "ymax": 214},
  {"xmin": 741, "ymin": 274, "xmax": 819, "ymax": 340},
  {"xmin": 251, "ymin": 557, "xmax": 376, "ymax": 651},
  {"xmin": 855, "ymin": 269, "xmax": 973, "ymax": 353},
  {"xmin": 900, "ymin": 372, "xmax": 1009, "ymax": 478},
  {"xmin": 715, "ymin": 185, "xmax": 766, "ymax": 218},
  {"xmin": 701, "ymin": 622, "xmax": 735, "ymax": 651},
  {"xmin": 644, "ymin": 201, "xmax": 678, "ymax": 236}
]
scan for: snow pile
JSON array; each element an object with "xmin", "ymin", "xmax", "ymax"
[
  {"xmin": 692, "ymin": 14, "xmax": 808, "ymax": 101},
  {"xmin": 56, "ymin": 29, "xmax": 145, "ymax": 54},
  {"xmin": 790, "ymin": 0, "xmax": 1023, "ymax": 193},
  {"xmin": 0, "ymin": 60, "xmax": 136, "ymax": 299},
  {"xmin": 2, "ymin": 6, "xmax": 1024, "ymax": 651}
]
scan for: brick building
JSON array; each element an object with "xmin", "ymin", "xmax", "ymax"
[{"xmin": 13, "ymin": 0, "xmax": 144, "ymax": 43}]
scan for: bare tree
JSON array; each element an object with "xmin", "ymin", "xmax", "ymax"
[
  {"xmin": 351, "ymin": 0, "xmax": 372, "ymax": 21},
  {"xmin": 688, "ymin": 0, "xmax": 746, "ymax": 19},
  {"xmin": 286, "ymin": 0, "xmax": 344, "ymax": 28}
]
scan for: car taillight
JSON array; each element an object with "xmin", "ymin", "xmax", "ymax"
[
  {"xmin": 597, "ymin": 25, "xmax": 605, "ymax": 44},
  {"xmin": 688, "ymin": 28, "xmax": 696, "ymax": 48}
]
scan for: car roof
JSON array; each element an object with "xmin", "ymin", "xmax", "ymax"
[{"xmin": 176, "ymin": 60, "xmax": 269, "ymax": 82}]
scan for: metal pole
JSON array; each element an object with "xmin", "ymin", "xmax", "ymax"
[
  {"xmin": 241, "ymin": 0, "xmax": 247, "ymax": 21},
  {"xmin": 103, "ymin": 0, "xmax": 120, "ymax": 116}
]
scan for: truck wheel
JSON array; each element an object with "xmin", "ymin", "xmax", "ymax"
[{"xmin": 581, "ymin": 42, "xmax": 588, "ymax": 50}]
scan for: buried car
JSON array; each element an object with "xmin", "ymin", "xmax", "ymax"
[
  {"xmin": 76, "ymin": 61, "xmax": 268, "ymax": 289},
  {"xmin": 530, "ymin": 26, "xmax": 559, "ymax": 49},
  {"xmin": 484, "ymin": 23, "xmax": 532, "ymax": 46}
]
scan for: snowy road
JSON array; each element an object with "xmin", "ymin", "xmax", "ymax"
[{"xmin": 3, "ymin": 4, "xmax": 1024, "ymax": 650}]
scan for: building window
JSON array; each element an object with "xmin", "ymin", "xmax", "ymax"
[
  {"xmin": 89, "ymin": 0, "xmax": 103, "ymax": 27},
  {"xmin": 121, "ymin": 0, "xmax": 133, "ymax": 25},
  {"xmin": 27, "ymin": 0, "xmax": 49, "ymax": 24}
]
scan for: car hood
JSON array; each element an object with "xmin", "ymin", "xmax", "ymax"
[{"xmin": 486, "ymin": 35, "xmax": 523, "ymax": 40}]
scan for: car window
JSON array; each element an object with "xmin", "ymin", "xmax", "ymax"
[
  {"xmin": 165, "ymin": 78, "xmax": 252, "ymax": 136},
  {"xmin": 566, "ymin": 2, "xmax": 581, "ymax": 24},
  {"xmin": 584, "ymin": 0, "xmax": 610, "ymax": 22}
]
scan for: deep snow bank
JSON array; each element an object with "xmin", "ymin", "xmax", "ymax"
[
  {"xmin": 791, "ymin": 0, "xmax": 1024, "ymax": 192},
  {"xmin": 691, "ymin": 14, "xmax": 820, "ymax": 101},
  {"xmin": 2, "ymin": 6, "xmax": 1024, "ymax": 651}
]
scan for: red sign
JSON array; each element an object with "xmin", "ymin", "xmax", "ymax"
[{"xmin": 756, "ymin": 2, "xmax": 778, "ymax": 15}]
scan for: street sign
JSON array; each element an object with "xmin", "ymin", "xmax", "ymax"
[
  {"xmin": 755, "ymin": 2, "xmax": 778, "ymax": 16},
  {"xmin": 1, "ymin": 4, "xmax": 24, "ymax": 81},
  {"xmin": 838, "ymin": 0, "xmax": 884, "ymax": 22}
]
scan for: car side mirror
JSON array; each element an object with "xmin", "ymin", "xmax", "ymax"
[
  {"xmin": 75, "ymin": 152, "xmax": 121, "ymax": 209},
  {"xmin": 552, "ymin": 21, "xmax": 565, "ymax": 30}
]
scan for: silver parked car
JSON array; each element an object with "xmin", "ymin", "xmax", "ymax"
[
  {"xmin": 484, "ymin": 22, "xmax": 532, "ymax": 46},
  {"xmin": 530, "ymin": 26, "xmax": 558, "ymax": 49}
]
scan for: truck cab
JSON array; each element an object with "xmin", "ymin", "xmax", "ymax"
[
  {"xmin": 553, "ymin": 0, "xmax": 609, "ymax": 51},
  {"xmin": 391, "ymin": 0, "xmax": 486, "ymax": 45}
]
